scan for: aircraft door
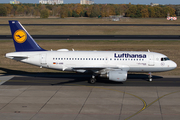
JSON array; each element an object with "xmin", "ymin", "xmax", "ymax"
[
  {"xmin": 148, "ymin": 55, "xmax": 154, "ymax": 66},
  {"xmin": 40, "ymin": 54, "xmax": 47, "ymax": 67}
]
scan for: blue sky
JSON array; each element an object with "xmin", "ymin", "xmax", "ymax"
[{"xmin": 0, "ymin": 0, "xmax": 179, "ymax": 4}]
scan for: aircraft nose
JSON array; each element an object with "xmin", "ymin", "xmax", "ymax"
[{"xmin": 171, "ymin": 61, "xmax": 177, "ymax": 69}]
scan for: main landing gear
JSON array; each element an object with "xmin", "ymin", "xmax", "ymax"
[
  {"xmin": 148, "ymin": 72, "xmax": 152, "ymax": 82},
  {"xmin": 88, "ymin": 75, "xmax": 97, "ymax": 84}
]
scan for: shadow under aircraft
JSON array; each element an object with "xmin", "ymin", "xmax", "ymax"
[{"xmin": 2, "ymin": 67, "xmax": 176, "ymax": 87}]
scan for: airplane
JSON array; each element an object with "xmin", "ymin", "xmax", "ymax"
[{"xmin": 6, "ymin": 20, "xmax": 177, "ymax": 84}]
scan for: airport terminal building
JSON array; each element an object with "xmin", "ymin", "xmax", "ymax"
[{"xmin": 39, "ymin": 0, "xmax": 63, "ymax": 4}]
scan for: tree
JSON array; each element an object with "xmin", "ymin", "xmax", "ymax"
[
  {"xmin": 16, "ymin": 5, "xmax": 24, "ymax": 15},
  {"xmin": 59, "ymin": 6, "xmax": 68, "ymax": 18},
  {"xmin": 148, "ymin": 7, "xmax": 155, "ymax": 18},
  {"xmin": 40, "ymin": 9, "xmax": 49, "ymax": 18},
  {"xmin": 100, "ymin": 5, "xmax": 106, "ymax": 17},
  {"xmin": 154, "ymin": 6, "xmax": 163, "ymax": 18},
  {"xmin": 75, "ymin": 4, "xmax": 83, "ymax": 15},
  {"xmin": 175, "ymin": 7, "xmax": 180, "ymax": 16},
  {"xmin": 115, "ymin": 4, "xmax": 128, "ymax": 15},
  {"xmin": 0, "ymin": 5, "xmax": 7, "ymax": 16},
  {"xmin": 86, "ymin": 5, "xmax": 101, "ymax": 17},
  {"xmin": 141, "ymin": 8, "xmax": 149, "ymax": 18},
  {"xmin": 4, "ymin": 4, "xmax": 13, "ymax": 16},
  {"xmin": 126, "ymin": 5, "xmax": 137, "ymax": 17},
  {"xmin": 164, "ymin": 6, "xmax": 176, "ymax": 17},
  {"xmin": 91, "ymin": 5, "xmax": 100, "ymax": 17}
]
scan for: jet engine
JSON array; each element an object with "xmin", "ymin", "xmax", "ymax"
[
  {"xmin": 100, "ymin": 70, "xmax": 127, "ymax": 82},
  {"xmin": 107, "ymin": 70, "xmax": 127, "ymax": 82}
]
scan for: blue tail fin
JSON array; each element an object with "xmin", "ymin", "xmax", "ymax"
[{"xmin": 9, "ymin": 20, "xmax": 46, "ymax": 52}]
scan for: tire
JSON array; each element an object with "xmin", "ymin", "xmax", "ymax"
[{"xmin": 88, "ymin": 78, "xmax": 96, "ymax": 84}]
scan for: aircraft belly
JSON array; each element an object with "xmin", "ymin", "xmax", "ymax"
[{"xmin": 129, "ymin": 66, "xmax": 171, "ymax": 72}]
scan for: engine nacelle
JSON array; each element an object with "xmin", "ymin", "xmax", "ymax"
[{"xmin": 108, "ymin": 70, "xmax": 127, "ymax": 82}]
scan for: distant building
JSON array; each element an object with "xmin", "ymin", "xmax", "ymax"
[
  {"xmin": 39, "ymin": 0, "xmax": 63, "ymax": 4},
  {"xmin": 10, "ymin": 0, "xmax": 20, "ymax": 4},
  {"xmin": 150, "ymin": 3, "xmax": 159, "ymax": 6},
  {"xmin": 80, "ymin": 0, "xmax": 94, "ymax": 5}
]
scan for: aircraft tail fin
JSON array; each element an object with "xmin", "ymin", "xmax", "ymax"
[{"xmin": 9, "ymin": 20, "xmax": 46, "ymax": 52}]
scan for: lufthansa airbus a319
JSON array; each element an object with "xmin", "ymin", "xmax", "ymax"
[{"xmin": 6, "ymin": 21, "xmax": 177, "ymax": 84}]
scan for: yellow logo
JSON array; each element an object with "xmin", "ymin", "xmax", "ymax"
[{"xmin": 14, "ymin": 30, "xmax": 27, "ymax": 43}]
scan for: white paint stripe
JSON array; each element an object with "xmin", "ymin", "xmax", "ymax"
[{"xmin": 0, "ymin": 76, "xmax": 14, "ymax": 85}]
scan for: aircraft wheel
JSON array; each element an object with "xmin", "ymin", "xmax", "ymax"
[{"xmin": 88, "ymin": 78, "xmax": 96, "ymax": 84}]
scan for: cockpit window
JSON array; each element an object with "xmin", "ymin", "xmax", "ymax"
[{"xmin": 161, "ymin": 57, "xmax": 170, "ymax": 61}]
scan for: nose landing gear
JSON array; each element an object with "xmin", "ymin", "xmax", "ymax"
[{"xmin": 148, "ymin": 72, "xmax": 152, "ymax": 82}]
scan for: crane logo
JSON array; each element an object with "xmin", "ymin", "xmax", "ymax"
[{"xmin": 14, "ymin": 30, "xmax": 27, "ymax": 43}]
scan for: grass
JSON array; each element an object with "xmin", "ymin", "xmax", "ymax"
[
  {"xmin": 0, "ymin": 40, "xmax": 179, "ymax": 76},
  {"xmin": 0, "ymin": 18, "xmax": 179, "ymax": 76},
  {"xmin": 0, "ymin": 17, "xmax": 180, "ymax": 24},
  {"xmin": 1, "ymin": 17, "xmax": 180, "ymax": 35},
  {"xmin": 1, "ymin": 26, "xmax": 180, "ymax": 35}
]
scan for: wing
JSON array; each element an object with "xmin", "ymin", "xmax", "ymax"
[{"xmin": 71, "ymin": 65, "xmax": 129, "ymax": 74}]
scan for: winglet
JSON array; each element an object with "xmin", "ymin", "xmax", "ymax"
[{"xmin": 9, "ymin": 20, "xmax": 46, "ymax": 52}]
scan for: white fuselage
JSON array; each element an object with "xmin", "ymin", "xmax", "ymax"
[{"xmin": 6, "ymin": 51, "xmax": 177, "ymax": 74}]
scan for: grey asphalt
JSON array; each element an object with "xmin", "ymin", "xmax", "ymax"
[
  {"xmin": 2, "ymin": 74, "xmax": 180, "ymax": 86},
  {"xmin": 0, "ymin": 74, "xmax": 180, "ymax": 120}
]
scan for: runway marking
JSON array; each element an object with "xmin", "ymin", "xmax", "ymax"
[
  {"xmin": 146, "ymin": 90, "xmax": 180, "ymax": 108},
  {"xmin": 125, "ymin": 90, "xmax": 180, "ymax": 120},
  {"xmin": 0, "ymin": 76, "xmax": 14, "ymax": 85}
]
